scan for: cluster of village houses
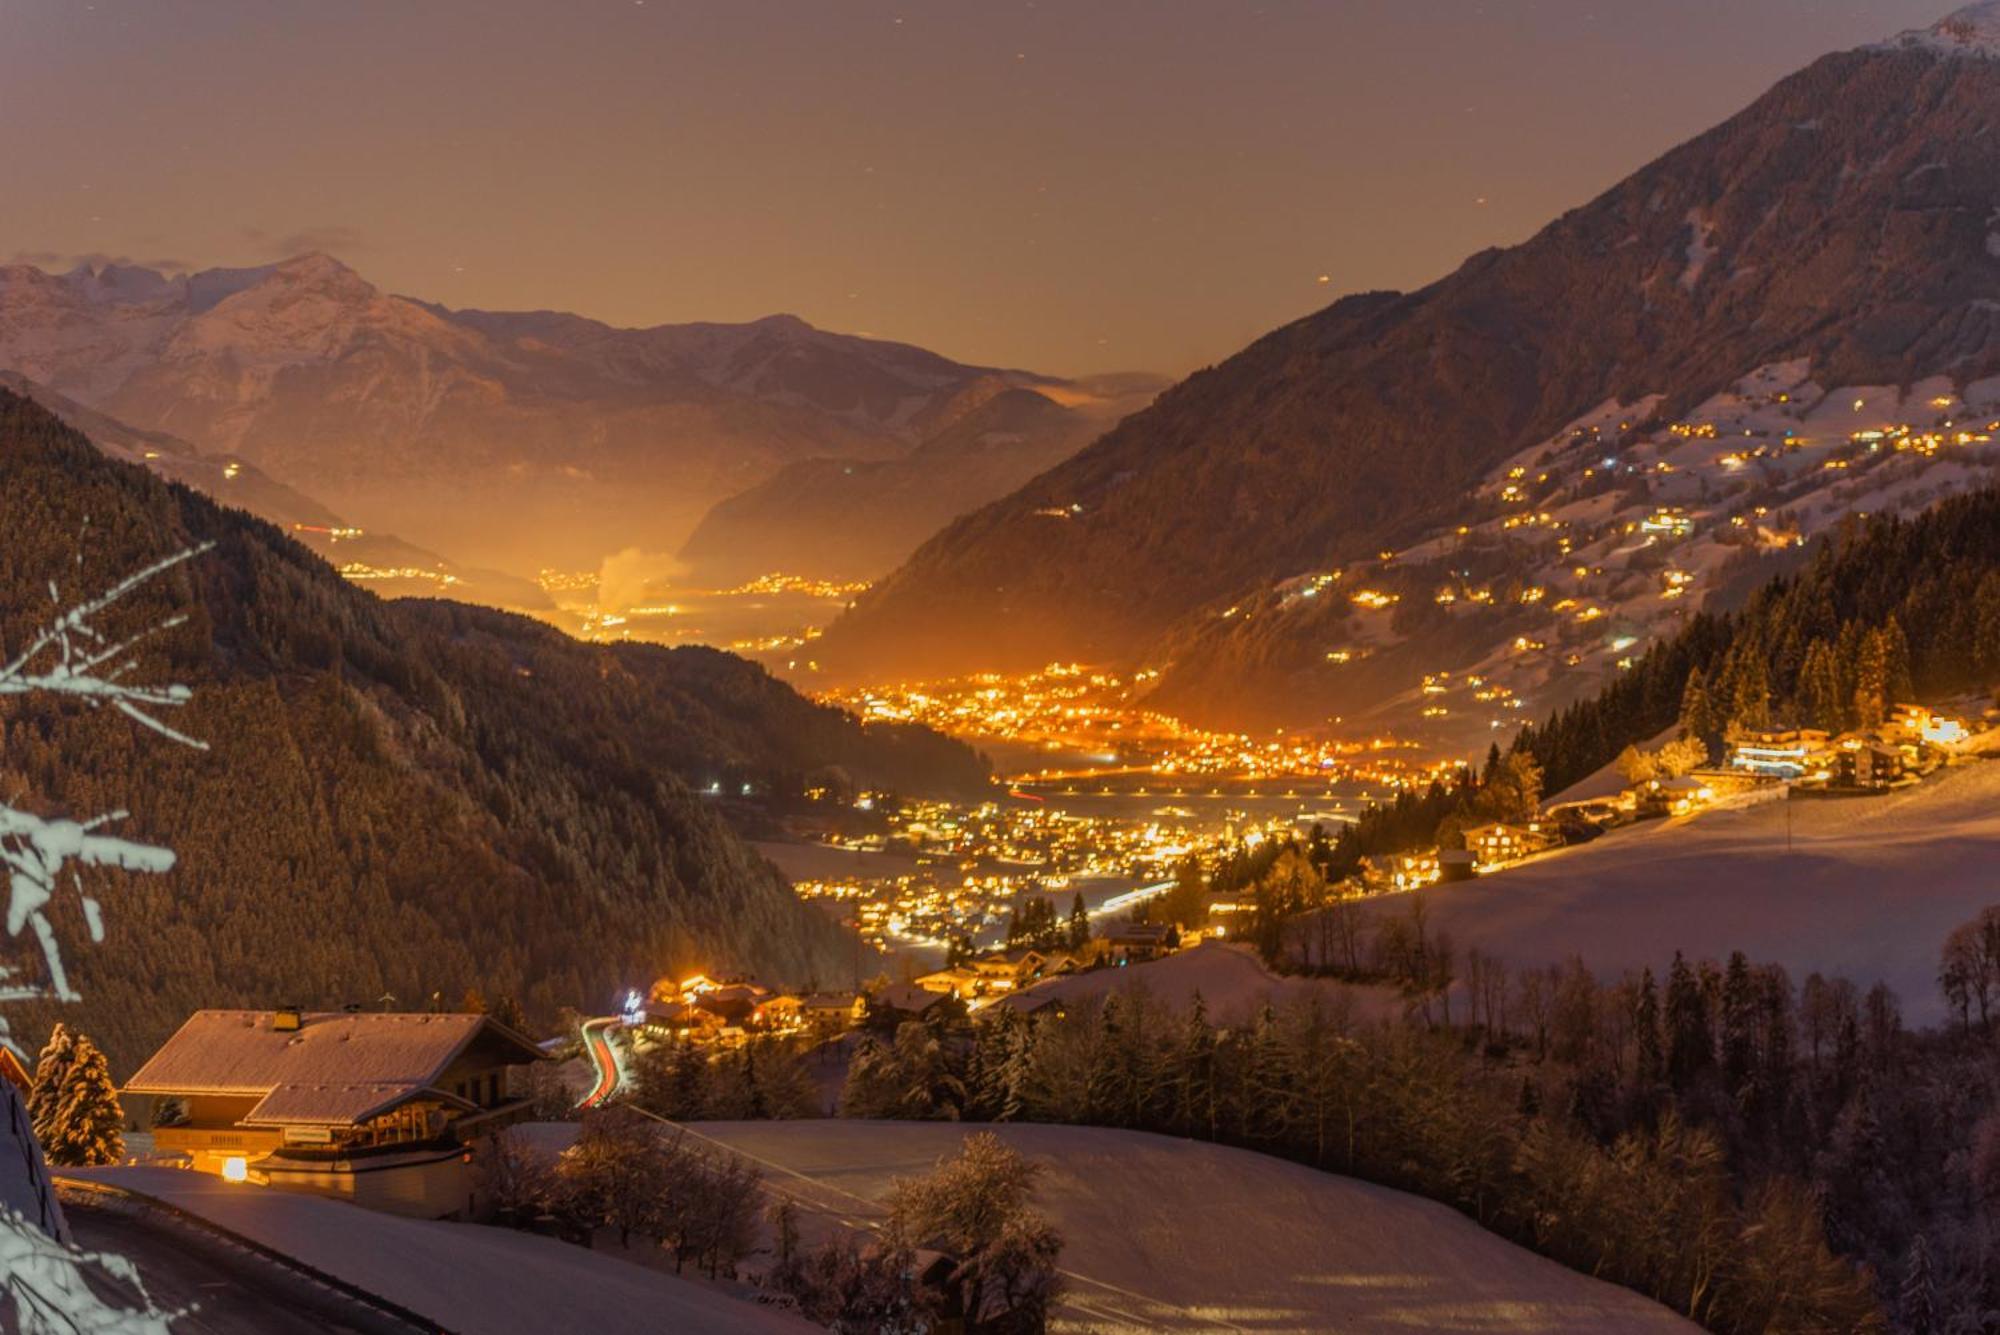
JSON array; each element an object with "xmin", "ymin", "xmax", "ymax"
[
  {"xmin": 1362, "ymin": 701, "xmax": 1984, "ymax": 895},
  {"xmin": 630, "ymin": 920, "xmax": 1183, "ymax": 1043}
]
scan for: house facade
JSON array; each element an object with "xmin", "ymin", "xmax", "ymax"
[{"xmin": 124, "ymin": 1008, "xmax": 546, "ymax": 1217}]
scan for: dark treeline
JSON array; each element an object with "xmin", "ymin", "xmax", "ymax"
[
  {"xmin": 832, "ymin": 957, "xmax": 1886, "ymax": 1333},
  {"xmin": 631, "ymin": 897, "xmax": 2000, "ymax": 1330}
]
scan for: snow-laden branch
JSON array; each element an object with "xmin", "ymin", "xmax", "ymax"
[
  {"xmin": 0, "ymin": 806, "xmax": 174, "ymax": 1007},
  {"xmin": 0, "ymin": 542, "xmax": 215, "ymax": 750},
  {"xmin": 1, "ymin": 1208, "xmax": 177, "ymax": 1333},
  {"xmin": 0, "ymin": 541, "xmax": 209, "ymax": 1053}
]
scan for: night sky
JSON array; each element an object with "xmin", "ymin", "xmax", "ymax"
[{"xmin": 0, "ymin": 0, "xmax": 1951, "ymax": 375}]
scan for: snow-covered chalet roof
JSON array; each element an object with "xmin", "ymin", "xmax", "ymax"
[{"xmin": 123, "ymin": 1010, "xmax": 544, "ymax": 1126}]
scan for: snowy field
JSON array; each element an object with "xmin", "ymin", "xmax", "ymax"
[
  {"xmin": 679, "ymin": 1119, "xmax": 1697, "ymax": 1333},
  {"xmin": 1007, "ymin": 939, "xmax": 1399, "ymax": 1024},
  {"xmin": 56, "ymin": 1165, "xmax": 810, "ymax": 1334},
  {"xmin": 1404, "ymin": 758, "xmax": 2000, "ymax": 1025}
]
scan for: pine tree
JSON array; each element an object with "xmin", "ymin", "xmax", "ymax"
[
  {"xmin": 1174, "ymin": 993, "xmax": 1217, "ymax": 1141},
  {"xmin": 1798, "ymin": 639, "xmax": 1843, "ymax": 730},
  {"xmin": 1900, "ymin": 1233, "xmax": 1937, "ymax": 1335},
  {"xmin": 1881, "ymin": 615, "xmax": 1914, "ymax": 707},
  {"xmin": 1679, "ymin": 666, "xmax": 1717, "ymax": 742},
  {"xmin": 38, "ymin": 1031, "xmax": 124, "ymax": 1167},
  {"xmin": 1665, "ymin": 952, "xmax": 1713, "ymax": 1093},
  {"xmin": 1633, "ymin": 968, "xmax": 1664, "ymax": 1092},
  {"xmin": 1084, "ymin": 995, "xmax": 1129, "ymax": 1125},
  {"xmin": 491, "ymin": 994, "xmax": 530, "ymax": 1034},
  {"xmin": 1730, "ymin": 653, "xmax": 1771, "ymax": 733},
  {"xmin": 1721, "ymin": 951, "xmax": 1756, "ymax": 1097},
  {"xmin": 26, "ymin": 1023, "xmax": 77, "ymax": 1147},
  {"xmin": 997, "ymin": 1018, "xmax": 1033, "ymax": 1123},
  {"xmin": 1854, "ymin": 626, "xmax": 1891, "ymax": 730},
  {"xmin": 1067, "ymin": 893, "xmax": 1091, "ymax": 951}
]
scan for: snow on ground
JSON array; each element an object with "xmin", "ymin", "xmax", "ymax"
[
  {"xmin": 1006, "ymin": 940, "xmax": 1399, "ymax": 1024},
  {"xmin": 676, "ymin": 1119, "xmax": 1697, "ymax": 1334},
  {"xmin": 1399, "ymin": 759, "xmax": 2000, "ymax": 1025},
  {"xmin": 57, "ymin": 1165, "xmax": 811, "ymax": 1335},
  {"xmin": 1544, "ymin": 724, "xmax": 1679, "ymax": 807}
]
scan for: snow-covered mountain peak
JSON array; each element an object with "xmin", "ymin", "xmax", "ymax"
[
  {"xmin": 1881, "ymin": 2, "xmax": 2000, "ymax": 56},
  {"xmin": 260, "ymin": 251, "xmax": 374, "ymax": 297}
]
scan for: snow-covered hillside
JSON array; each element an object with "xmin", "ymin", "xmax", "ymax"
[
  {"xmin": 1178, "ymin": 363, "xmax": 2000, "ymax": 752},
  {"xmin": 1003, "ymin": 939, "xmax": 1400, "ymax": 1025},
  {"xmin": 681, "ymin": 1120, "xmax": 1698, "ymax": 1333},
  {"xmin": 59, "ymin": 1166, "xmax": 810, "ymax": 1334},
  {"xmin": 1379, "ymin": 756, "xmax": 2000, "ymax": 1025}
]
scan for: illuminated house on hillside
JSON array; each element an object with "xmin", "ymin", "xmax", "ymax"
[
  {"xmin": 124, "ymin": 1008, "xmax": 546, "ymax": 1216},
  {"xmin": 1728, "ymin": 728, "xmax": 1832, "ymax": 779},
  {"xmin": 1462, "ymin": 822, "xmax": 1555, "ymax": 869}
]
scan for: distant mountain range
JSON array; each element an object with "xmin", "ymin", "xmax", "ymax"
[
  {"xmin": 813, "ymin": 7, "xmax": 2000, "ymax": 740},
  {"xmin": 677, "ymin": 379, "xmax": 1164, "ymax": 584},
  {"xmin": 0, "ymin": 254, "xmax": 1137, "ymax": 575},
  {"xmin": 0, "ymin": 387, "xmax": 988, "ymax": 1073}
]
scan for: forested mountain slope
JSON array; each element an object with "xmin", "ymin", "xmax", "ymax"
[{"xmin": 0, "ymin": 389, "xmax": 980, "ymax": 1072}]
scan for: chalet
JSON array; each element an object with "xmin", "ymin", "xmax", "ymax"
[
  {"xmin": 1728, "ymin": 728, "xmax": 1831, "ymax": 779},
  {"xmin": 124, "ymin": 1008, "xmax": 547, "ymax": 1217},
  {"xmin": 1359, "ymin": 851, "xmax": 1440, "ymax": 893},
  {"xmin": 1889, "ymin": 703, "xmax": 1970, "ymax": 747},
  {"xmin": 993, "ymin": 989, "xmax": 1067, "ymax": 1018},
  {"xmin": 692, "ymin": 982, "xmax": 770, "ymax": 1026},
  {"xmin": 1101, "ymin": 921, "xmax": 1174, "ymax": 965},
  {"xmin": 873, "ymin": 983, "xmax": 951, "ymax": 1023},
  {"xmin": 634, "ymin": 999, "xmax": 723, "ymax": 1042},
  {"xmin": 969, "ymin": 947, "xmax": 1058, "ymax": 991},
  {"xmin": 797, "ymin": 992, "xmax": 866, "ymax": 1032},
  {"xmin": 1834, "ymin": 737, "xmax": 1905, "ymax": 790},
  {"xmin": 1462, "ymin": 822, "xmax": 1554, "ymax": 869},
  {"xmin": 916, "ymin": 967, "xmax": 984, "ymax": 999},
  {"xmin": 1438, "ymin": 849, "xmax": 1477, "ymax": 883}
]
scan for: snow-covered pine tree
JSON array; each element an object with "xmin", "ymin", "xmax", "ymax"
[
  {"xmin": 1900, "ymin": 1233, "xmax": 1937, "ymax": 1335},
  {"xmin": 26, "ymin": 1021, "xmax": 77, "ymax": 1145},
  {"xmin": 40, "ymin": 1030, "xmax": 124, "ymax": 1167}
]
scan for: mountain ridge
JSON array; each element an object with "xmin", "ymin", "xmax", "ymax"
[
  {"xmin": 0, "ymin": 253, "xmax": 1129, "ymax": 575},
  {"xmin": 808, "ymin": 34, "xmax": 2000, "ymax": 731}
]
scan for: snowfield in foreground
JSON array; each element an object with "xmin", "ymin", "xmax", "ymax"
[
  {"xmin": 1401, "ymin": 758, "xmax": 2000, "ymax": 1026},
  {"xmin": 56, "ymin": 1165, "xmax": 810, "ymax": 1334},
  {"xmin": 682, "ymin": 1119, "xmax": 1696, "ymax": 1333}
]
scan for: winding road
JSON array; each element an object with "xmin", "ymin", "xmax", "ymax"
[{"xmin": 576, "ymin": 1016, "xmax": 626, "ymax": 1110}]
